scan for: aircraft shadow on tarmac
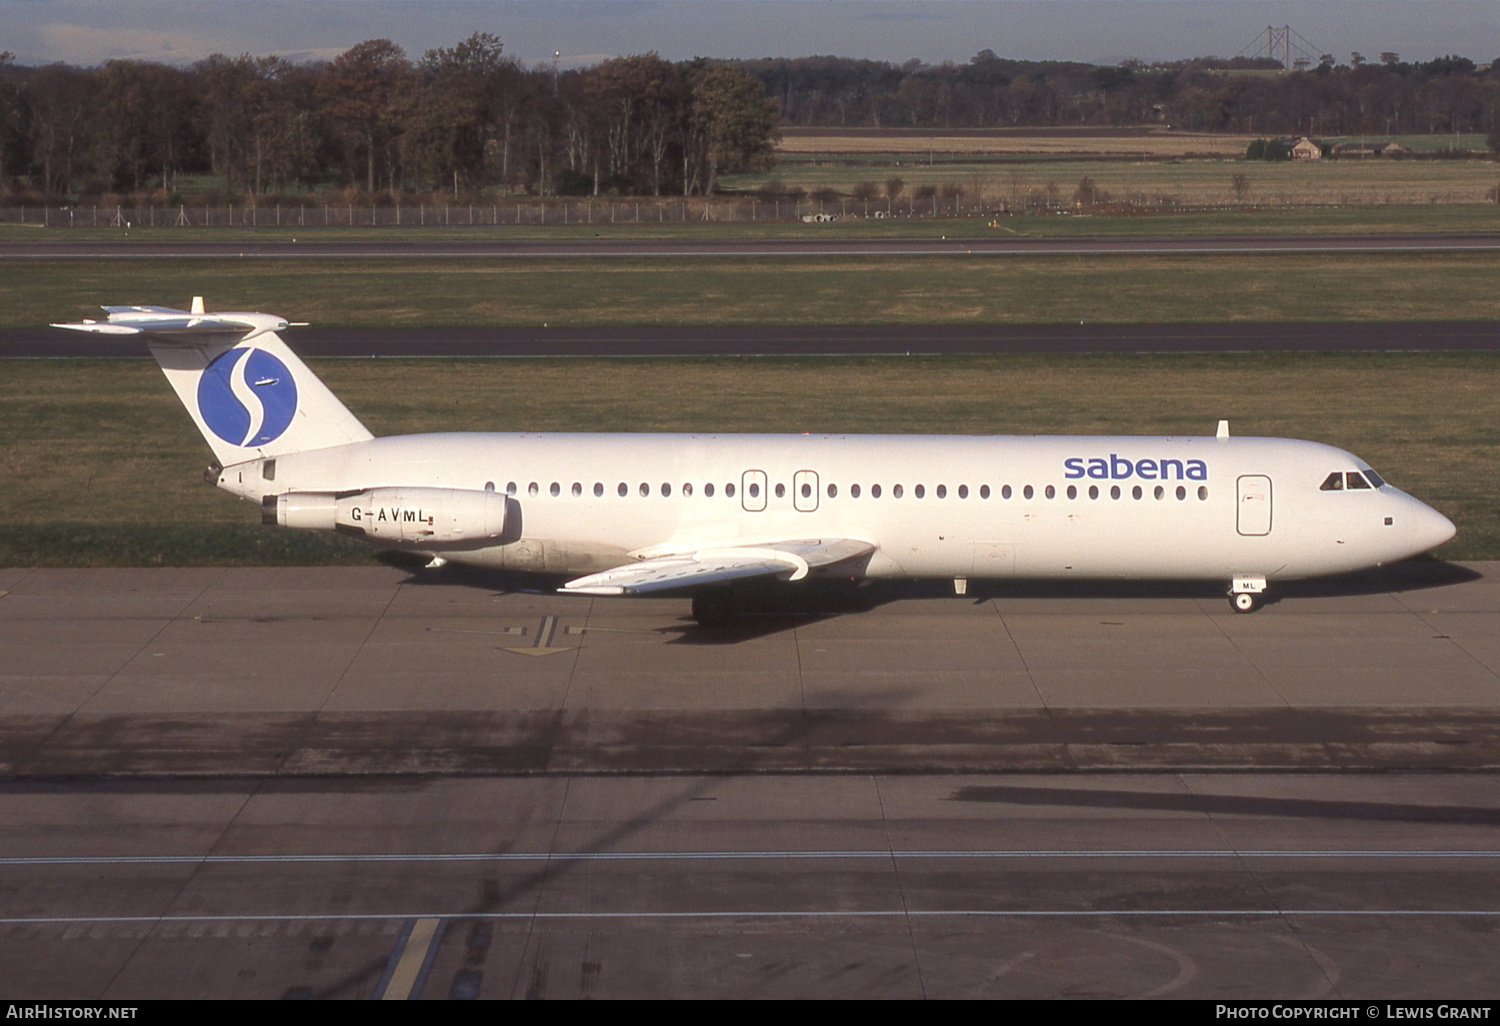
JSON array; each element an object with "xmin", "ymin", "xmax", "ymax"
[
  {"xmin": 395, "ymin": 557, "xmax": 1479, "ymax": 644},
  {"xmin": 948, "ymin": 783, "xmax": 1500, "ymax": 826}
]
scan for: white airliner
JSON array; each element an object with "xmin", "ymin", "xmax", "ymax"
[{"xmin": 55, "ymin": 301, "xmax": 1456, "ymax": 621}]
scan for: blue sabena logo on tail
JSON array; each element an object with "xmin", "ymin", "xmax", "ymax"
[{"xmin": 197, "ymin": 347, "xmax": 298, "ymax": 447}]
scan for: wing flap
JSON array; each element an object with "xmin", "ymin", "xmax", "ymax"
[{"xmin": 561, "ymin": 538, "xmax": 875, "ymax": 596}]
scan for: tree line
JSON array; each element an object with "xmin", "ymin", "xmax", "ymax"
[
  {"xmin": 733, "ymin": 50, "xmax": 1500, "ymax": 140},
  {"xmin": 3, "ymin": 38, "xmax": 1498, "ymax": 205},
  {"xmin": 0, "ymin": 35, "xmax": 779, "ymax": 203}
]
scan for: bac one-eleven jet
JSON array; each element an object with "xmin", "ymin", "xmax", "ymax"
[{"xmin": 55, "ymin": 301, "xmax": 1456, "ymax": 622}]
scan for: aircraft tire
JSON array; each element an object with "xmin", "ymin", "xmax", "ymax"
[{"xmin": 1232, "ymin": 591, "xmax": 1260, "ymax": 613}]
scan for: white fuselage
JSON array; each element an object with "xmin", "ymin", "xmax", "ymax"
[{"xmin": 219, "ymin": 431, "xmax": 1456, "ymax": 583}]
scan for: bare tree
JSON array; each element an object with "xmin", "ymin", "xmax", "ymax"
[{"xmin": 319, "ymin": 39, "xmax": 414, "ymax": 196}]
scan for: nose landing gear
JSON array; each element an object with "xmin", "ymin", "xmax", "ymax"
[{"xmin": 1229, "ymin": 574, "xmax": 1267, "ymax": 613}]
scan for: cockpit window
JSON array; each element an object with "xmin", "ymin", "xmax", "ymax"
[
  {"xmin": 1319, "ymin": 472, "xmax": 1344, "ymax": 491},
  {"xmin": 1364, "ymin": 469, "xmax": 1386, "ymax": 488},
  {"xmin": 1346, "ymin": 472, "xmax": 1372, "ymax": 490}
]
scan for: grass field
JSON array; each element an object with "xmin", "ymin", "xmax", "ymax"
[
  {"xmin": 1, "ymin": 354, "xmax": 1495, "ymax": 565},
  {"xmin": 776, "ymin": 128, "xmax": 1258, "ymax": 159},
  {"xmin": 14, "ymin": 251, "xmax": 1500, "ymax": 329},
  {"xmin": 729, "ymin": 156, "xmax": 1500, "ymax": 206},
  {"xmin": 776, "ymin": 128, "xmax": 1491, "ymax": 159},
  {"xmin": 757, "ymin": 127, "xmax": 1499, "ymax": 205}
]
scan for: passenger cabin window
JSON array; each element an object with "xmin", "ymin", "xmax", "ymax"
[
  {"xmin": 618, "ymin": 483, "xmax": 628, "ymax": 497},
  {"xmin": 958, "ymin": 485, "xmax": 969, "ymax": 499},
  {"xmin": 1320, "ymin": 473, "xmax": 1344, "ymax": 491},
  {"xmin": 851, "ymin": 484, "xmax": 861, "ymax": 498},
  {"xmin": 549, "ymin": 482, "xmax": 560, "ymax": 497},
  {"xmin": 594, "ymin": 483, "xmax": 604, "ymax": 497},
  {"xmin": 871, "ymin": 484, "xmax": 882, "ymax": 498},
  {"xmin": 506, "ymin": 482, "xmax": 517, "ymax": 496},
  {"xmin": 726, "ymin": 483, "xmax": 736, "ymax": 498},
  {"xmin": 893, "ymin": 484, "xmax": 904, "ymax": 499},
  {"xmin": 705, "ymin": 483, "xmax": 715, "ymax": 497},
  {"xmin": 528, "ymin": 482, "xmax": 539, "ymax": 497},
  {"xmin": 571, "ymin": 482, "xmax": 582, "ymax": 497}
]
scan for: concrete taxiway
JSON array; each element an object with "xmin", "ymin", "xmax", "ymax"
[
  {"xmin": 3, "ymin": 563, "xmax": 1500, "ymax": 998},
  {"xmin": 5, "ymin": 773, "xmax": 1500, "ymax": 999},
  {"xmin": 2, "ymin": 562, "xmax": 1499, "ymax": 776}
]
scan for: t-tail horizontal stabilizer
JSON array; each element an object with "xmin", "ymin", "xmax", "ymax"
[
  {"xmin": 52, "ymin": 301, "xmax": 288, "ymax": 342},
  {"xmin": 52, "ymin": 298, "xmax": 371, "ymax": 465}
]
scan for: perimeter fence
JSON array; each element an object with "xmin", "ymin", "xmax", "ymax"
[
  {"xmin": 0, "ymin": 196, "xmax": 986, "ymax": 229},
  {"xmin": 2, "ymin": 184, "xmax": 1495, "ymax": 229}
]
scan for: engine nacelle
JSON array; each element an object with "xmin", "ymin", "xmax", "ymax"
[{"xmin": 267, "ymin": 487, "xmax": 510, "ymax": 544}]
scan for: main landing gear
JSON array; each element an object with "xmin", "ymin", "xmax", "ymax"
[
  {"xmin": 1229, "ymin": 574, "xmax": 1267, "ymax": 613},
  {"xmin": 690, "ymin": 590, "xmax": 736, "ymax": 627}
]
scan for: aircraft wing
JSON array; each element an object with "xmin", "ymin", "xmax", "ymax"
[{"xmin": 560, "ymin": 538, "xmax": 875, "ymax": 596}]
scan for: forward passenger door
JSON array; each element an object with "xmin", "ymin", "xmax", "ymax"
[{"xmin": 1237, "ymin": 475, "xmax": 1273, "ymax": 536}]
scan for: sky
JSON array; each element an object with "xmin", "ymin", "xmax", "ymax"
[{"xmin": 1, "ymin": 1, "xmax": 1497, "ymax": 70}]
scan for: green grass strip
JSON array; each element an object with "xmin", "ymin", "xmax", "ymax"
[
  {"xmin": 1, "ymin": 353, "xmax": 1495, "ymax": 565},
  {"xmin": 13, "ymin": 251, "xmax": 1500, "ymax": 329}
]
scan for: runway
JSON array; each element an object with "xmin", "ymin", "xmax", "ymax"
[
  {"xmin": 4, "ymin": 232, "xmax": 1500, "ymax": 259},
  {"xmin": 4, "ymin": 563, "xmax": 1500, "ymax": 997},
  {"xmin": 7, "ymin": 320, "xmax": 1500, "ymax": 358}
]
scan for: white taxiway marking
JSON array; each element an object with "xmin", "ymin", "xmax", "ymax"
[
  {"xmin": 5, "ymin": 910, "xmax": 1500, "ymax": 926},
  {"xmin": 5, "ymin": 849, "xmax": 1500, "ymax": 866}
]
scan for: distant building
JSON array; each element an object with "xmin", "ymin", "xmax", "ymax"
[
  {"xmin": 1290, "ymin": 137, "xmax": 1325, "ymax": 160},
  {"xmin": 1332, "ymin": 142, "xmax": 1410, "ymax": 159}
]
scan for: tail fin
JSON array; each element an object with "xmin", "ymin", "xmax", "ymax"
[{"xmin": 53, "ymin": 299, "xmax": 373, "ymax": 466}]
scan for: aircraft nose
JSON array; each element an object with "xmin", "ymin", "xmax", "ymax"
[{"xmin": 1409, "ymin": 499, "xmax": 1456, "ymax": 554}]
